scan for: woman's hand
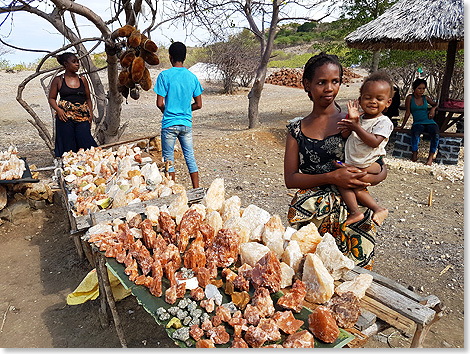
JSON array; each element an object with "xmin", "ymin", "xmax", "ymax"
[
  {"xmin": 332, "ymin": 162, "xmax": 369, "ymax": 189},
  {"xmin": 429, "ymin": 106, "xmax": 437, "ymax": 119},
  {"xmin": 57, "ymin": 108, "xmax": 67, "ymax": 122}
]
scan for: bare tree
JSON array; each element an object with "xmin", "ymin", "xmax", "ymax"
[
  {"xmin": 0, "ymin": 0, "xmax": 178, "ymax": 156},
  {"xmin": 167, "ymin": 0, "xmax": 331, "ymax": 129}
]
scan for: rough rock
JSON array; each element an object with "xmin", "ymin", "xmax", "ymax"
[
  {"xmin": 206, "ymin": 228, "xmax": 240, "ymax": 268},
  {"xmin": 251, "ymin": 251, "xmax": 282, "ymax": 293},
  {"xmin": 314, "ymin": 232, "xmax": 355, "ymax": 280},
  {"xmin": 279, "ymin": 262, "xmax": 295, "ymax": 289},
  {"xmin": 241, "ymin": 204, "xmax": 271, "ymax": 242},
  {"xmin": 231, "ymin": 337, "xmax": 249, "ymax": 348},
  {"xmin": 327, "ymin": 292, "xmax": 361, "ymax": 328},
  {"xmin": 239, "ymin": 242, "xmax": 271, "ymax": 267},
  {"xmin": 277, "ymin": 279, "xmax": 306, "ymax": 313},
  {"xmin": 244, "ymin": 325, "xmax": 268, "ymax": 348},
  {"xmin": 281, "ymin": 240, "xmax": 303, "ymax": 273},
  {"xmin": 202, "ymin": 178, "xmax": 225, "ymax": 212},
  {"xmin": 302, "ymin": 253, "xmax": 334, "ymax": 304},
  {"xmin": 178, "ymin": 208, "xmax": 203, "ymax": 253},
  {"xmin": 189, "ymin": 325, "xmax": 204, "ymax": 341},
  {"xmin": 308, "ymin": 305, "xmax": 340, "ymax": 343},
  {"xmin": 203, "ymin": 211, "xmax": 223, "ymax": 236},
  {"xmin": 243, "ymin": 304, "xmax": 261, "ymax": 326},
  {"xmin": 251, "ymin": 287, "xmax": 275, "ymax": 318},
  {"xmin": 168, "ymin": 191, "xmax": 189, "ymax": 225},
  {"xmin": 221, "ymin": 195, "xmax": 241, "ymax": 222},
  {"xmin": 283, "ymin": 329, "xmax": 315, "ymax": 348},
  {"xmin": 207, "ymin": 325, "xmax": 230, "ymax": 344},
  {"xmin": 272, "ymin": 310, "xmax": 304, "ymax": 334},
  {"xmin": 291, "ymin": 223, "xmax": 322, "ymax": 255},
  {"xmin": 335, "ymin": 273, "xmax": 373, "ymax": 299},
  {"xmin": 222, "ymin": 215, "xmax": 250, "ymax": 245},
  {"xmin": 261, "ymin": 214, "xmax": 285, "ymax": 259},
  {"xmin": 196, "ymin": 339, "xmax": 215, "ymax": 348},
  {"xmin": 257, "ymin": 318, "xmax": 281, "ymax": 341}
]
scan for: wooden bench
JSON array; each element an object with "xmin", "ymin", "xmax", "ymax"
[{"xmin": 393, "ymin": 127, "xmax": 464, "ymax": 139}]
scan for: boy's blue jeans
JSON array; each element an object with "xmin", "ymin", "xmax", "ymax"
[{"xmin": 161, "ymin": 125, "xmax": 198, "ymax": 173}]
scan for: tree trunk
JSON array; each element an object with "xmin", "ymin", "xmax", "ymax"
[{"xmin": 371, "ymin": 50, "xmax": 380, "ymax": 73}]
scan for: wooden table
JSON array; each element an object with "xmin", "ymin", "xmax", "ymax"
[{"xmin": 436, "ymin": 106, "xmax": 464, "ymax": 133}]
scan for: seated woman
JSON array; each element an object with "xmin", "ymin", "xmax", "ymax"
[
  {"xmin": 48, "ymin": 52, "xmax": 97, "ymax": 158},
  {"xmin": 400, "ymin": 78, "xmax": 438, "ymax": 165},
  {"xmin": 284, "ymin": 53, "xmax": 387, "ymax": 269}
]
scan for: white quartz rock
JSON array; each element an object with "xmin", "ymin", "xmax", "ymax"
[
  {"xmin": 221, "ymin": 195, "xmax": 241, "ymax": 223},
  {"xmin": 261, "ymin": 215, "xmax": 285, "ymax": 259},
  {"xmin": 280, "ymin": 262, "xmax": 295, "ymax": 289},
  {"xmin": 202, "ymin": 178, "xmax": 225, "ymax": 212},
  {"xmin": 281, "ymin": 240, "xmax": 303, "ymax": 273},
  {"xmin": 291, "ymin": 223, "xmax": 322, "ymax": 255},
  {"xmin": 205, "ymin": 284, "xmax": 223, "ymax": 306},
  {"xmin": 204, "ymin": 210, "xmax": 223, "ymax": 235},
  {"xmin": 283, "ymin": 226, "xmax": 297, "ymax": 241},
  {"xmin": 335, "ymin": 273, "xmax": 373, "ymax": 299},
  {"xmin": 241, "ymin": 204, "xmax": 271, "ymax": 242},
  {"xmin": 223, "ymin": 215, "xmax": 251, "ymax": 245},
  {"xmin": 314, "ymin": 233, "xmax": 355, "ymax": 280},
  {"xmin": 302, "ymin": 253, "xmax": 334, "ymax": 304},
  {"xmin": 239, "ymin": 242, "xmax": 271, "ymax": 267},
  {"xmin": 145, "ymin": 205, "xmax": 160, "ymax": 228},
  {"xmin": 189, "ymin": 203, "xmax": 207, "ymax": 220},
  {"xmin": 168, "ymin": 191, "xmax": 189, "ymax": 225}
]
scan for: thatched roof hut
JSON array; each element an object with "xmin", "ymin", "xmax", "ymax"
[
  {"xmin": 345, "ymin": 0, "xmax": 464, "ymax": 129},
  {"xmin": 345, "ymin": 0, "xmax": 464, "ymax": 51}
]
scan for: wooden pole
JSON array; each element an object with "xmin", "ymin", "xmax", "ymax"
[
  {"xmin": 93, "ymin": 250, "xmax": 109, "ymax": 329},
  {"xmin": 436, "ymin": 40, "xmax": 458, "ymax": 129}
]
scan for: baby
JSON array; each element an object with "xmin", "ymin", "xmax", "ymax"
[{"xmin": 337, "ymin": 71, "xmax": 394, "ymax": 226}]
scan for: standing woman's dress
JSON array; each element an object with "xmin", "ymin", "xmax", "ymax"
[
  {"xmin": 54, "ymin": 75, "xmax": 97, "ymax": 157},
  {"xmin": 286, "ymin": 119, "xmax": 377, "ymax": 269}
]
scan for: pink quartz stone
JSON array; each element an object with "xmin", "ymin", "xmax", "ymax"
[
  {"xmin": 258, "ymin": 318, "xmax": 281, "ymax": 341},
  {"xmin": 190, "ymin": 287, "xmax": 205, "ymax": 301},
  {"xmin": 283, "ymin": 329, "xmax": 315, "ymax": 348},
  {"xmin": 244, "ymin": 325, "xmax": 268, "ymax": 348},
  {"xmin": 327, "ymin": 292, "xmax": 361, "ymax": 328},
  {"xmin": 308, "ymin": 305, "xmax": 340, "ymax": 343},
  {"xmin": 206, "ymin": 228, "xmax": 240, "ymax": 268},
  {"xmin": 277, "ymin": 279, "xmax": 307, "ymax": 313},
  {"xmin": 190, "ymin": 325, "xmax": 205, "ymax": 342},
  {"xmin": 251, "ymin": 251, "xmax": 281, "ymax": 293},
  {"xmin": 140, "ymin": 219, "xmax": 156, "ymax": 250},
  {"xmin": 200, "ymin": 298, "xmax": 215, "ymax": 313},
  {"xmin": 201, "ymin": 319, "xmax": 213, "ymax": 333},
  {"xmin": 159, "ymin": 211, "xmax": 177, "ymax": 244},
  {"xmin": 251, "ymin": 287, "xmax": 275, "ymax": 318},
  {"xmin": 243, "ymin": 304, "xmax": 261, "ymax": 326},
  {"xmin": 272, "ymin": 310, "xmax": 304, "ymax": 335},
  {"xmin": 216, "ymin": 305, "xmax": 231, "ymax": 322}
]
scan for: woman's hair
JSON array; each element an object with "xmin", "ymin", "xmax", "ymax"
[
  {"xmin": 360, "ymin": 71, "xmax": 394, "ymax": 97},
  {"xmin": 169, "ymin": 41, "xmax": 186, "ymax": 63},
  {"xmin": 412, "ymin": 78, "xmax": 427, "ymax": 90},
  {"xmin": 57, "ymin": 52, "xmax": 77, "ymax": 66},
  {"xmin": 302, "ymin": 52, "xmax": 343, "ymax": 90}
]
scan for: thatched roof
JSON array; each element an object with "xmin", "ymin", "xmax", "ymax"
[{"xmin": 345, "ymin": 0, "xmax": 464, "ymax": 51}]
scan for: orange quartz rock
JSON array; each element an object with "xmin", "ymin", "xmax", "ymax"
[
  {"xmin": 232, "ymin": 274, "xmax": 250, "ymax": 292},
  {"xmin": 207, "ymin": 325, "xmax": 230, "ymax": 345},
  {"xmin": 183, "ymin": 231, "xmax": 206, "ymax": 271},
  {"xmin": 196, "ymin": 267, "xmax": 211, "ymax": 288},
  {"xmin": 244, "ymin": 325, "xmax": 268, "ymax": 348},
  {"xmin": 200, "ymin": 298, "xmax": 215, "ymax": 313},
  {"xmin": 231, "ymin": 337, "xmax": 249, "ymax": 348},
  {"xmin": 258, "ymin": 318, "xmax": 281, "ymax": 341},
  {"xmin": 237, "ymin": 263, "xmax": 253, "ymax": 280},
  {"xmin": 272, "ymin": 310, "xmax": 304, "ymax": 335},
  {"xmin": 190, "ymin": 325, "xmax": 205, "ymax": 341},
  {"xmin": 140, "ymin": 219, "xmax": 156, "ymax": 249},
  {"xmin": 216, "ymin": 305, "xmax": 231, "ymax": 322},
  {"xmin": 201, "ymin": 319, "xmax": 213, "ymax": 333},
  {"xmin": 159, "ymin": 211, "xmax": 177, "ymax": 244},
  {"xmin": 251, "ymin": 287, "xmax": 275, "ymax": 318},
  {"xmin": 251, "ymin": 251, "xmax": 281, "ymax": 293},
  {"xmin": 283, "ymin": 329, "xmax": 315, "ymax": 348},
  {"xmin": 243, "ymin": 304, "xmax": 261, "ymax": 326},
  {"xmin": 196, "ymin": 339, "xmax": 215, "ymax": 348},
  {"xmin": 199, "ymin": 223, "xmax": 215, "ymax": 250},
  {"xmin": 190, "ymin": 286, "xmax": 205, "ymax": 301},
  {"xmin": 277, "ymin": 279, "xmax": 307, "ymax": 313},
  {"xmin": 206, "ymin": 228, "xmax": 240, "ymax": 268},
  {"xmin": 327, "ymin": 292, "xmax": 361, "ymax": 328},
  {"xmin": 178, "ymin": 209, "xmax": 203, "ymax": 253},
  {"xmin": 308, "ymin": 305, "xmax": 340, "ymax": 343}
]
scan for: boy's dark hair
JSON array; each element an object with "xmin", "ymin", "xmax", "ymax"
[
  {"xmin": 57, "ymin": 52, "xmax": 77, "ymax": 67},
  {"xmin": 360, "ymin": 70, "xmax": 394, "ymax": 96},
  {"xmin": 169, "ymin": 41, "xmax": 186, "ymax": 63},
  {"xmin": 302, "ymin": 52, "xmax": 343, "ymax": 91},
  {"xmin": 412, "ymin": 78, "xmax": 427, "ymax": 90}
]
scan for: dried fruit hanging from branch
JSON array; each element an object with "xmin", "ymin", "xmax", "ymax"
[{"xmin": 117, "ymin": 25, "xmax": 160, "ymax": 100}]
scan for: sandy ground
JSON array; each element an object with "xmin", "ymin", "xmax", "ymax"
[{"xmin": 0, "ymin": 67, "xmax": 464, "ymax": 348}]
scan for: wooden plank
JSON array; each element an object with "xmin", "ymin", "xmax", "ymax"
[
  {"xmin": 342, "ymin": 271, "xmax": 435, "ymax": 326},
  {"xmin": 74, "ymin": 187, "xmax": 206, "ymax": 231},
  {"xmin": 359, "ymin": 295, "xmax": 416, "ymax": 337}
]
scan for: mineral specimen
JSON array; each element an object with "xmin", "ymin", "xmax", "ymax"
[
  {"xmin": 308, "ymin": 305, "xmax": 340, "ymax": 343},
  {"xmin": 199, "ymin": 223, "xmax": 215, "ymax": 250},
  {"xmin": 216, "ymin": 305, "xmax": 231, "ymax": 322},
  {"xmin": 191, "ymin": 287, "xmax": 205, "ymax": 301},
  {"xmin": 241, "ymin": 204, "xmax": 271, "ymax": 242},
  {"xmin": 222, "ymin": 268, "xmax": 238, "ymax": 282},
  {"xmin": 211, "ymin": 314, "xmax": 222, "ymax": 327},
  {"xmin": 165, "ymin": 285, "xmax": 178, "ymax": 305},
  {"xmin": 207, "ymin": 325, "xmax": 230, "ymax": 345},
  {"xmin": 251, "ymin": 287, "xmax": 275, "ymax": 318},
  {"xmin": 201, "ymin": 319, "xmax": 213, "ymax": 333},
  {"xmin": 277, "ymin": 279, "xmax": 307, "ymax": 313},
  {"xmin": 327, "ymin": 291, "xmax": 361, "ymax": 328},
  {"xmin": 159, "ymin": 211, "xmax": 177, "ymax": 244},
  {"xmin": 166, "ymin": 317, "xmax": 182, "ymax": 329},
  {"xmin": 140, "ymin": 219, "xmax": 156, "ymax": 249},
  {"xmin": 261, "ymin": 214, "xmax": 285, "ymax": 259},
  {"xmin": 290, "ymin": 222, "xmax": 322, "ymax": 255},
  {"xmin": 222, "ymin": 216, "xmax": 251, "ymax": 245},
  {"xmin": 281, "ymin": 240, "xmax": 303, "ymax": 273},
  {"xmin": 178, "ymin": 208, "xmax": 203, "ymax": 253},
  {"xmin": 237, "ymin": 263, "xmax": 253, "ymax": 280},
  {"xmin": 244, "ymin": 325, "xmax": 268, "ymax": 348},
  {"xmin": 232, "ymin": 274, "xmax": 250, "ymax": 292},
  {"xmin": 183, "ymin": 231, "xmax": 206, "ymax": 271},
  {"xmin": 196, "ymin": 267, "xmax": 211, "ymax": 289},
  {"xmin": 282, "ymin": 329, "xmax": 315, "ymax": 348},
  {"xmin": 205, "ymin": 284, "xmax": 223, "ymax": 306},
  {"xmin": 172, "ymin": 326, "xmax": 190, "ymax": 342},
  {"xmin": 314, "ymin": 232, "xmax": 355, "ymax": 280},
  {"xmin": 243, "ymin": 304, "xmax": 261, "ymax": 326},
  {"xmin": 228, "ymin": 316, "xmax": 248, "ymax": 337},
  {"xmin": 203, "ymin": 211, "xmax": 223, "ymax": 236},
  {"xmin": 195, "ymin": 339, "xmax": 215, "ymax": 348},
  {"xmin": 251, "ymin": 251, "xmax": 282, "ymax": 293},
  {"xmin": 221, "ymin": 195, "xmax": 241, "ymax": 223},
  {"xmin": 200, "ymin": 298, "xmax": 215, "ymax": 313},
  {"xmin": 272, "ymin": 310, "xmax": 303, "ymax": 335},
  {"xmin": 258, "ymin": 318, "xmax": 281, "ymax": 341},
  {"xmin": 232, "ymin": 291, "xmax": 251, "ymax": 311},
  {"xmin": 302, "ymin": 253, "xmax": 334, "ymax": 304},
  {"xmin": 335, "ymin": 273, "xmax": 373, "ymax": 299},
  {"xmin": 206, "ymin": 228, "xmax": 240, "ymax": 268},
  {"xmin": 190, "ymin": 325, "xmax": 205, "ymax": 341},
  {"xmin": 239, "ymin": 242, "xmax": 271, "ymax": 268},
  {"xmin": 279, "ymin": 262, "xmax": 295, "ymax": 289},
  {"xmin": 202, "ymin": 178, "xmax": 225, "ymax": 212},
  {"xmin": 231, "ymin": 337, "xmax": 249, "ymax": 348},
  {"xmin": 168, "ymin": 191, "xmax": 189, "ymax": 225}
]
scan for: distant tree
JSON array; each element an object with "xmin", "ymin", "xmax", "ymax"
[
  {"xmin": 168, "ymin": 0, "xmax": 332, "ymax": 129},
  {"xmin": 204, "ymin": 30, "xmax": 258, "ymax": 93},
  {"xmin": 339, "ymin": 0, "xmax": 398, "ymax": 72}
]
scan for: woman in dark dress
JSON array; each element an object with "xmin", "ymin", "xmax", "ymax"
[
  {"xmin": 48, "ymin": 52, "xmax": 97, "ymax": 157},
  {"xmin": 284, "ymin": 53, "xmax": 387, "ymax": 269}
]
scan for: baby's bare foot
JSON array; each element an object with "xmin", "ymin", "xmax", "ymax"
[
  {"xmin": 372, "ymin": 208, "xmax": 389, "ymax": 226},
  {"xmin": 345, "ymin": 212, "xmax": 364, "ymax": 226}
]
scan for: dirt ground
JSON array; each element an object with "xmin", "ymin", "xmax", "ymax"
[{"xmin": 0, "ymin": 68, "xmax": 464, "ymax": 348}]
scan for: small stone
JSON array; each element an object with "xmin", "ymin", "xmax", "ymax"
[
  {"xmin": 281, "ymin": 240, "xmax": 303, "ymax": 273},
  {"xmin": 166, "ymin": 317, "xmax": 182, "ymax": 329},
  {"xmin": 251, "ymin": 287, "xmax": 275, "ymax": 318},
  {"xmin": 335, "ymin": 273, "xmax": 373, "ymax": 300},
  {"xmin": 196, "ymin": 339, "xmax": 215, "ymax": 348},
  {"xmin": 172, "ymin": 326, "xmax": 190, "ymax": 341},
  {"xmin": 207, "ymin": 325, "xmax": 230, "ymax": 344},
  {"xmin": 244, "ymin": 325, "xmax": 268, "ymax": 348},
  {"xmin": 251, "ymin": 251, "xmax": 282, "ymax": 293},
  {"xmin": 308, "ymin": 306, "xmax": 340, "ymax": 343},
  {"xmin": 244, "ymin": 304, "xmax": 261, "ymax": 326},
  {"xmin": 302, "ymin": 253, "xmax": 334, "ymax": 304},
  {"xmin": 205, "ymin": 284, "xmax": 223, "ymax": 306},
  {"xmin": 277, "ymin": 279, "xmax": 306, "ymax": 313},
  {"xmin": 279, "ymin": 262, "xmax": 295, "ymax": 289},
  {"xmin": 327, "ymin": 292, "xmax": 361, "ymax": 328},
  {"xmin": 190, "ymin": 325, "xmax": 204, "ymax": 341},
  {"xmin": 159, "ymin": 312, "xmax": 171, "ymax": 321},
  {"xmin": 168, "ymin": 306, "xmax": 179, "ymax": 316},
  {"xmin": 257, "ymin": 318, "xmax": 281, "ymax": 341},
  {"xmin": 176, "ymin": 309, "xmax": 188, "ymax": 320},
  {"xmin": 283, "ymin": 330, "xmax": 315, "ymax": 348},
  {"xmin": 272, "ymin": 310, "xmax": 303, "ymax": 335},
  {"xmin": 231, "ymin": 337, "xmax": 249, "ymax": 348},
  {"xmin": 190, "ymin": 287, "xmax": 205, "ymax": 301},
  {"xmin": 290, "ymin": 223, "xmax": 322, "ymax": 255},
  {"xmin": 183, "ymin": 316, "xmax": 192, "ymax": 326},
  {"xmin": 200, "ymin": 298, "xmax": 215, "ymax": 313},
  {"xmin": 232, "ymin": 291, "xmax": 251, "ymax": 311}
]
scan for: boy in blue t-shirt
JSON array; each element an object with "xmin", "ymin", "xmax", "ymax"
[{"xmin": 154, "ymin": 42, "xmax": 203, "ymax": 188}]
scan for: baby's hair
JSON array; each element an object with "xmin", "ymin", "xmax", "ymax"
[
  {"xmin": 302, "ymin": 52, "xmax": 344, "ymax": 90},
  {"xmin": 412, "ymin": 78, "xmax": 427, "ymax": 90},
  {"xmin": 57, "ymin": 52, "xmax": 77, "ymax": 67},
  {"xmin": 169, "ymin": 41, "xmax": 187, "ymax": 63},
  {"xmin": 360, "ymin": 71, "xmax": 394, "ymax": 97}
]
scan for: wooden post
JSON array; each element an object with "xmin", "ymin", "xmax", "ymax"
[
  {"xmin": 436, "ymin": 40, "xmax": 458, "ymax": 129},
  {"xmin": 93, "ymin": 249, "xmax": 109, "ymax": 329},
  {"xmin": 97, "ymin": 253, "xmax": 128, "ymax": 348}
]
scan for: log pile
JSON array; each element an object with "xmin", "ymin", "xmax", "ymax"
[{"xmin": 265, "ymin": 67, "xmax": 362, "ymax": 88}]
